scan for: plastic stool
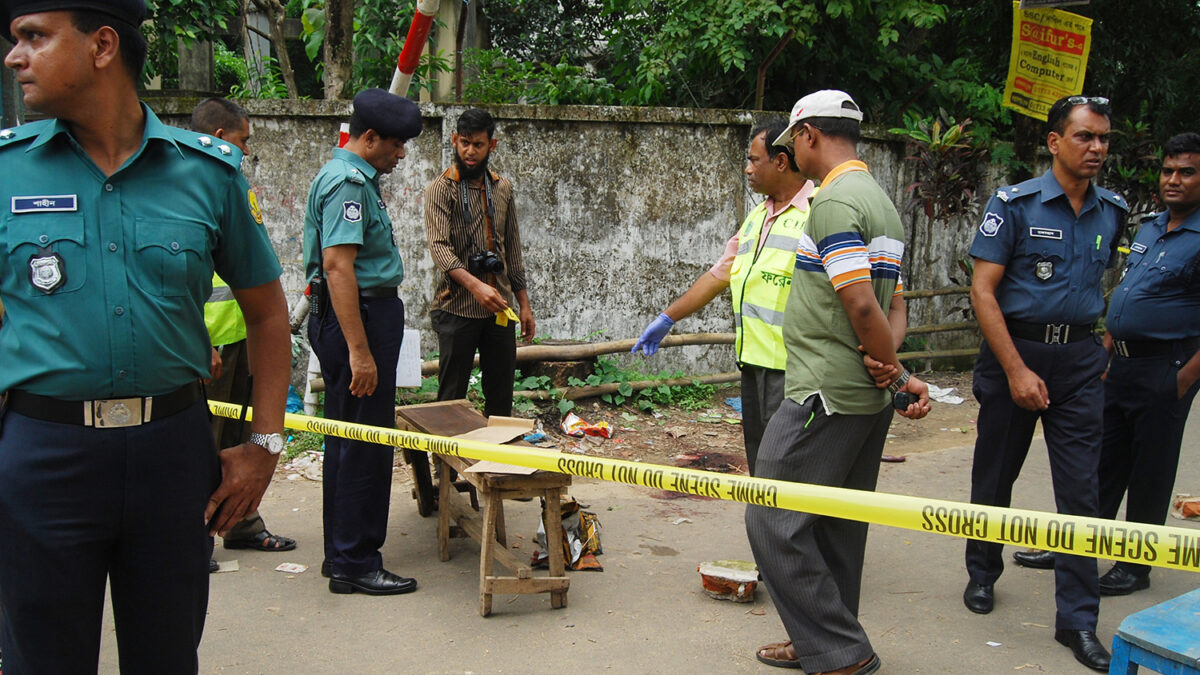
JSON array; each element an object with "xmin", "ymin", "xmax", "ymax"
[{"xmin": 1110, "ymin": 588, "xmax": 1200, "ymax": 674}]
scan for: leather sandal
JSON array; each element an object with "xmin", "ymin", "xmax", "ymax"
[
  {"xmin": 223, "ymin": 529, "xmax": 297, "ymax": 552},
  {"xmin": 756, "ymin": 641, "xmax": 804, "ymax": 669}
]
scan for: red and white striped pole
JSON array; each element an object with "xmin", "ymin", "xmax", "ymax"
[{"xmin": 389, "ymin": 0, "xmax": 440, "ymax": 97}]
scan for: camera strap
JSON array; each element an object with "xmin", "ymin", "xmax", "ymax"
[{"xmin": 459, "ymin": 171, "xmax": 498, "ymax": 254}]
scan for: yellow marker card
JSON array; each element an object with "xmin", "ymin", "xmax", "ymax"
[{"xmin": 495, "ymin": 307, "xmax": 519, "ymax": 326}]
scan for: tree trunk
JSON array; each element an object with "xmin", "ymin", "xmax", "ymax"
[
  {"xmin": 253, "ymin": 0, "xmax": 299, "ymax": 97},
  {"xmin": 323, "ymin": 0, "xmax": 355, "ymax": 99}
]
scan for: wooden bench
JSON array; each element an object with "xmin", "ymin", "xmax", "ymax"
[
  {"xmin": 395, "ymin": 400, "xmax": 571, "ymax": 616},
  {"xmin": 1109, "ymin": 587, "xmax": 1200, "ymax": 674}
]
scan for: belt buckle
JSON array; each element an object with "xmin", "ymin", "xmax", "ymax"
[
  {"xmin": 87, "ymin": 397, "xmax": 147, "ymax": 428},
  {"xmin": 1044, "ymin": 324, "xmax": 1068, "ymax": 345},
  {"xmin": 1114, "ymin": 340, "xmax": 1130, "ymax": 358}
]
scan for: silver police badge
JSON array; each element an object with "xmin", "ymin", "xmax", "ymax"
[
  {"xmin": 342, "ymin": 200, "xmax": 363, "ymax": 223},
  {"xmin": 1035, "ymin": 260, "xmax": 1054, "ymax": 281},
  {"xmin": 29, "ymin": 249, "xmax": 66, "ymax": 293},
  {"xmin": 980, "ymin": 212, "xmax": 1003, "ymax": 237}
]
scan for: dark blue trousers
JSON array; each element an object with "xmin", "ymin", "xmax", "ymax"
[
  {"xmin": 0, "ymin": 400, "xmax": 218, "ymax": 674},
  {"xmin": 966, "ymin": 336, "xmax": 1105, "ymax": 631},
  {"xmin": 309, "ymin": 296, "xmax": 403, "ymax": 576},
  {"xmin": 1099, "ymin": 346, "xmax": 1200, "ymax": 576}
]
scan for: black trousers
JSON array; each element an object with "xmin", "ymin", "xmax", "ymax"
[
  {"xmin": 1099, "ymin": 345, "xmax": 1200, "ymax": 576},
  {"xmin": 966, "ymin": 336, "xmax": 1105, "ymax": 631},
  {"xmin": 0, "ymin": 400, "xmax": 218, "ymax": 673},
  {"xmin": 309, "ymin": 296, "xmax": 404, "ymax": 576},
  {"xmin": 740, "ymin": 364, "xmax": 785, "ymax": 477},
  {"xmin": 431, "ymin": 310, "xmax": 516, "ymax": 418}
]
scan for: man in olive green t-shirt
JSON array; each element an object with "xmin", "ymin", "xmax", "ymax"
[{"xmin": 745, "ymin": 90, "xmax": 930, "ymax": 675}]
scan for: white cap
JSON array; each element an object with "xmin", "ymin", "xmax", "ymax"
[{"xmin": 772, "ymin": 90, "xmax": 864, "ymax": 147}]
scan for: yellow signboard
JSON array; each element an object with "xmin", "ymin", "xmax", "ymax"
[{"xmin": 1002, "ymin": 1, "xmax": 1093, "ymax": 121}]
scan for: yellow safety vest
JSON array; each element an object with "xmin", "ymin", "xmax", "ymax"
[
  {"xmin": 205, "ymin": 273, "xmax": 246, "ymax": 347},
  {"xmin": 729, "ymin": 198, "xmax": 812, "ymax": 370}
]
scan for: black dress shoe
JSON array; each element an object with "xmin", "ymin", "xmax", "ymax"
[
  {"xmin": 1012, "ymin": 549, "xmax": 1055, "ymax": 569},
  {"xmin": 1054, "ymin": 629, "xmax": 1110, "ymax": 672},
  {"xmin": 209, "ymin": 558, "xmax": 220, "ymax": 574},
  {"xmin": 963, "ymin": 581, "xmax": 994, "ymax": 614},
  {"xmin": 329, "ymin": 568, "xmax": 418, "ymax": 596},
  {"xmin": 1099, "ymin": 565, "xmax": 1150, "ymax": 596},
  {"xmin": 321, "ymin": 560, "xmax": 332, "ymax": 578}
]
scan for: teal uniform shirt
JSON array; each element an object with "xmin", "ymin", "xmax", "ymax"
[
  {"xmin": 303, "ymin": 148, "xmax": 404, "ymax": 289},
  {"xmin": 0, "ymin": 105, "xmax": 282, "ymax": 398}
]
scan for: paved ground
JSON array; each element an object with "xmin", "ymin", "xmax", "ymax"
[{"xmin": 97, "ymin": 403, "xmax": 1200, "ymax": 674}]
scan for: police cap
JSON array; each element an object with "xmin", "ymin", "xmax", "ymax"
[
  {"xmin": 2, "ymin": 0, "xmax": 146, "ymax": 42},
  {"xmin": 352, "ymin": 88, "xmax": 422, "ymax": 141}
]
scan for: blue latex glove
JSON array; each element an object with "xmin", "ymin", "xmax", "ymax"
[{"xmin": 631, "ymin": 312, "xmax": 674, "ymax": 356}]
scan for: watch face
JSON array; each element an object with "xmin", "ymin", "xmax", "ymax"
[{"xmin": 267, "ymin": 434, "xmax": 285, "ymax": 455}]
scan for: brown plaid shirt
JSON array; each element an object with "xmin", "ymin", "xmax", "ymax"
[{"xmin": 424, "ymin": 166, "xmax": 528, "ymax": 318}]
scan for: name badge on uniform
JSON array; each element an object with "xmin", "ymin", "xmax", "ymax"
[
  {"xmin": 1035, "ymin": 260, "xmax": 1054, "ymax": 281},
  {"xmin": 11, "ymin": 195, "xmax": 78, "ymax": 213},
  {"xmin": 1130, "ymin": 242, "xmax": 1148, "ymax": 254},
  {"xmin": 29, "ymin": 246, "xmax": 66, "ymax": 293},
  {"xmin": 377, "ymin": 199, "xmax": 386, "ymax": 209},
  {"xmin": 343, "ymin": 201, "xmax": 363, "ymax": 223},
  {"xmin": 1029, "ymin": 227, "xmax": 1062, "ymax": 240}
]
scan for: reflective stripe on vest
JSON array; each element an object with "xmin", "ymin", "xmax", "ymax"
[
  {"xmin": 205, "ymin": 273, "xmax": 247, "ymax": 347},
  {"xmin": 729, "ymin": 199, "xmax": 812, "ymax": 370}
]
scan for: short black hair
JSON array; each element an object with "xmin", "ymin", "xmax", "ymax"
[
  {"xmin": 1045, "ymin": 96, "xmax": 1112, "ymax": 136},
  {"xmin": 1163, "ymin": 132, "xmax": 1200, "ymax": 159},
  {"xmin": 190, "ymin": 98, "xmax": 248, "ymax": 136},
  {"xmin": 804, "ymin": 116, "xmax": 861, "ymax": 144},
  {"xmin": 456, "ymin": 109, "xmax": 496, "ymax": 138},
  {"xmin": 750, "ymin": 121, "xmax": 799, "ymax": 172},
  {"xmin": 70, "ymin": 10, "xmax": 146, "ymax": 82}
]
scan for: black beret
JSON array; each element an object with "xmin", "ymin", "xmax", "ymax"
[
  {"xmin": 352, "ymin": 88, "xmax": 422, "ymax": 141},
  {"xmin": 2, "ymin": 0, "xmax": 146, "ymax": 42}
]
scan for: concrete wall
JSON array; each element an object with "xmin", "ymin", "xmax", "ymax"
[{"xmin": 149, "ymin": 97, "xmax": 995, "ymax": 375}]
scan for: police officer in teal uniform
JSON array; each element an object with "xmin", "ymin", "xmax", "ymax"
[
  {"xmin": 305, "ymin": 88, "xmax": 422, "ymax": 596},
  {"xmin": 1095, "ymin": 132, "xmax": 1200, "ymax": 595},
  {"xmin": 0, "ymin": 0, "xmax": 291, "ymax": 671},
  {"xmin": 963, "ymin": 96, "xmax": 1126, "ymax": 672}
]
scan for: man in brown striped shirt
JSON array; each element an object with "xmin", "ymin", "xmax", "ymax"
[{"xmin": 424, "ymin": 109, "xmax": 533, "ymax": 417}]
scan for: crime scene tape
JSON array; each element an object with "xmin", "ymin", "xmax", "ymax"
[{"xmin": 212, "ymin": 401, "xmax": 1200, "ymax": 573}]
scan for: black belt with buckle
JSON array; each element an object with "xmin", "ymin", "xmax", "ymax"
[
  {"xmin": 359, "ymin": 286, "xmax": 397, "ymax": 298},
  {"xmin": 7, "ymin": 382, "xmax": 203, "ymax": 428},
  {"xmin": 1007, "ymin": 320, "xmax": 1095, "ymax": 345},
  {"xmin": 1112, "ymin": 336, "xmax": 1200, "ymax": 359}
]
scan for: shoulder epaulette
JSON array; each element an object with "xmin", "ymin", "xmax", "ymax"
[
  {"xmin": 168, "ymin": 126, "xmax": 243, "ymax": 170},
  {"xmin": 344, "ymin": 166, "xmax": 366, "ymax": 185},
  {"xmin": 0, "ymin": 120, "xmax": 52, "ymax": 150},
  {"xmin": 1096, "ymin": 187, "xmax": 1130, "ymax": 211},
  {"xmin": 1139, "ymin": 211, "xmax": 1163, "ymax": 225},
  {"xmin": 996, "ymin": 177, "xmax": 1042, "ymax": 203}
]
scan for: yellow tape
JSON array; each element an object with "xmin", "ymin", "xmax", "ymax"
[{"xmin": 214, "ymin": 401, "xmax": 1200, "ymax": 573}]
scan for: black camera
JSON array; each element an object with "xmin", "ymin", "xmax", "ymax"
[{"xmin": 468, "ymin": 250, "xmax": 504, "ymax": 276}]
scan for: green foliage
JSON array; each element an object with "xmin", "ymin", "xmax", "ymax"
[
  {"xmin": 890, "ymin": 111, "xmax": 989, "ymax": 224},
  {"xmin": 293, "ymin": 0, "xmax": 452, "ymax": 97},
  {"xmin": 463, "ymin": 49, "xmax": 617, "ymax": 105},
  {"xmin": 230, "ymin": 54, "xmax": 291, "ymax": 99},
  {"xmin": 213, "ymin": 42, "xmax": 248, "ymax": 95},
  {"xmin": 142, "ymin": 0, "xmax": 240, "ymax": 86},
  {"xmin": 565, "ymin": 358, "xmax": 721, "ymax": 412},
  {"xmin": 1102, "ymin": 109, "xmax": 1163, "ymax": 221},
  {"xmin": 285, "ymin": 431, "xmax": 324, "ymax": 459}
]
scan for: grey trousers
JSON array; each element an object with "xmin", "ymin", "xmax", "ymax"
[{"xmin": 745, "ymin": 394, "xmax": 893, "ymax": 672}]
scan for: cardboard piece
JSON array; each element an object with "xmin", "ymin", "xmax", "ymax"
[{"xmin": 454, "ymin": 417, "xmax": 540, "ymax": 475}]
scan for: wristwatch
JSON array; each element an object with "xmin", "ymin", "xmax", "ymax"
[
  {"xmin": 888, "ymin": 369, "xmax": 911, "ymax": 394},
  {"xmin": 249, "ymin": 432, "xmax": 286, "ymax": 455}
]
